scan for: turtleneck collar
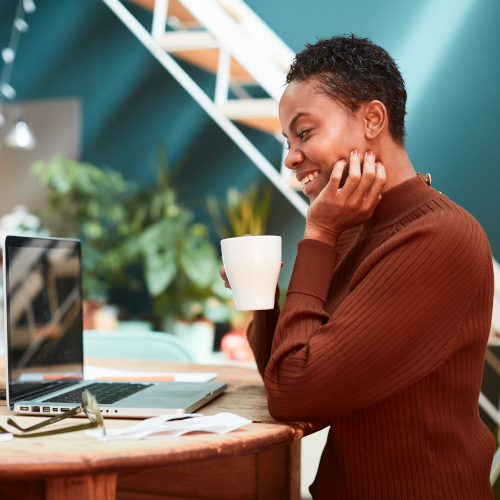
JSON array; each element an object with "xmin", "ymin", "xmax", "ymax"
[{"xmin": 361, "ymin": 173, "xmax": 442, "ymax": 235}]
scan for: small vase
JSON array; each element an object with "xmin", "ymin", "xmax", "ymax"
[{"xmin": 172, "ymin": 319, "xmax": 215, "ymax": 364}]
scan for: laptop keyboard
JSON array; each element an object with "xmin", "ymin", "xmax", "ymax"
[
  {"xmin": 11, "ymin": 380, "xmax": 80, "ymax": 401},
  {"xmin": 42, "ymin": 382, "xmax": 153, "ymax": 405}
]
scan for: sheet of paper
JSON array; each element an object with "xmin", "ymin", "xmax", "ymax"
[
  {"xmin": 85, "ymin": 412, "xmax": 252, "ymax": 442},
  {"xmin": 84, "ymin": 365, "xmax": 217, "ymax": 383},
  {"xmin": 0, "ymin": 432, "xmax": 13, "ymax": 442}
]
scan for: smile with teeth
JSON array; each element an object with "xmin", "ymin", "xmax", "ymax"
[{"xmin": 300, "ymin": 170, "xmax": 319, "ymax": 187}]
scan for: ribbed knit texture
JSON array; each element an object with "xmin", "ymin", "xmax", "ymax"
[{"xmin": 247, "ymin": 174, "xmax": 495, "ymax": 499}]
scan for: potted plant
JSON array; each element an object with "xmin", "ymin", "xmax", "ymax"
[
  {"xmin": 31, "ymin": 152, "xmax": 234, "ymax": 361},
  {"xmin": 107, "ymin": 150, "xmax": 234, "ymax": 361},
  {"xmin": 30, "ymin": 156, "xmax": 130, "ymax": 328}
]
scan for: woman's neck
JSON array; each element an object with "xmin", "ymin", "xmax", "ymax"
[{"xmin": 376, "ymin": 143, "xmax": 416, "ymax": 192}]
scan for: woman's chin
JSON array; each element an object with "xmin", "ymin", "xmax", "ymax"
[{"xmin": 308, "ymin": 192, "xmax": 318, "ymax": 204}]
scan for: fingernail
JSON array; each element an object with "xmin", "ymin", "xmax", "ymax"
[
  {"xmin": 367, "ymin": 150, "xmax": 374, "ymax": 157},
  {"xmin": 340, "ymin": 158, "xmax": 346, "ymax": 163},
  {"xmin": 352, "ymin": 150, "xmax": 359, "ymax": 156}
]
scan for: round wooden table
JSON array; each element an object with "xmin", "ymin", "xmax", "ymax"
[{"xmin": 0, "ymin": 357, "xmax": 321, "ymax": 500}]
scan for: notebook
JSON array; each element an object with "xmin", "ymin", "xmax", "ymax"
[{"xmin": 3, "ymin": 235, "xmax": 227, "ymax": 418}]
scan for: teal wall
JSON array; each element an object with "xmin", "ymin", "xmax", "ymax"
[{"xmin": 1, "ymin": 0, "xmax": 499, "ymax": 282}]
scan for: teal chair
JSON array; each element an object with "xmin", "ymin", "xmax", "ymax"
[{"xmin": 83, "ymin": 330, "xmax": 194, "ymax": 362}]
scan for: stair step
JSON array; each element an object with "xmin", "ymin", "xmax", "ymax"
[
  {"xmin": 131, "ymin": 0, "xmax": 200, "ymax": 27},
  {"xmin": 157, "ymin": 31, "xmax": 254, "ymax": 83},
  {"xmin": 157, "ymin": 30, "xmax": 219, "ymax": 51},
  {"xmin": 221, "ymin": 98, "xmax": 280, "ymax": 134}
]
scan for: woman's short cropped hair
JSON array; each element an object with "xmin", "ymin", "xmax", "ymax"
[{"xmin": 286, "ymin": 34, "xmax": 407, "ymax": 145}]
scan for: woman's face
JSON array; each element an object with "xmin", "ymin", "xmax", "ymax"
[{"xmin": 279, "ymin": 79, "xmax": 366, "ymax": 203}]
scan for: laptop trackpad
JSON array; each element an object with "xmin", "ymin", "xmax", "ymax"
[{"xmin": 128, "ymin": 389, "xmax": 205, "ymax": 405}]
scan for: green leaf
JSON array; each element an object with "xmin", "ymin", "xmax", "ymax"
[
  {"xmin": 206, "ymin": 183, "xmax": 273, "ymax": 238},
  {"xmin": 145, "ymin": 248, "xmax": 177, "ymax": 296},
  {"xmin": 83, "ymin": 221, "xmax": 103, "ymax": 240},
  {"xmin": 210, "ymin": 273, "xmax": 235, "ymax": 300},
  {"xmin": 180, "ymin": 229, "xmax": 219, "ymax": 289},
  {"xmin": 157, "ymin": 143, "xmax": 170, "ymax": 191},
  {"xmin": 202, "ymin": 297, "xmax": 232, "ymax": 323},
  {"xmin": 138, "ymin": 218, "xmax": 186, "ymax": 252}
]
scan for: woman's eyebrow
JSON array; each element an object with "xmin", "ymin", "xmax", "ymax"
[
  {"xmin": 290, "ymin": 112, "xmax": 310, "ymax": 130},
  {"xmin": 282, "ymin": 112, "xmax": 311, "ymax": 138}
]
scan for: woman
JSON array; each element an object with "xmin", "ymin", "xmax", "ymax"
[{"xmin": 220, "ymin": 35, "xmax": 494, "ymax": 499}]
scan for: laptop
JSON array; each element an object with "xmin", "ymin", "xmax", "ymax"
[{"xmin": 3, "ymin": 235, "xmax": 227, "ymax": 418}]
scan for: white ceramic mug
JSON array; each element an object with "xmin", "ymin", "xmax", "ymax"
[{"xmin": 221, "ymin": 235, "xmax": 282, "ymax": 311}]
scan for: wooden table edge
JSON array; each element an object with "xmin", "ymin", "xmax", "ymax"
[
  {"xmin": 0, "ymin": 424, "xmax": 302, "ymax": 480},
  {"xmin": 0, "ymin": 357, "xmax": 325, "ymax": 482}
]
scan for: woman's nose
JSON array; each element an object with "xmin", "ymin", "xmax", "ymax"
[{"xmin": 284, "ymin": 146, "xmax": 303, "ymax": 170}]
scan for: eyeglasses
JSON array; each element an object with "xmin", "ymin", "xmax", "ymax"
[{"xmin": 0, "ymin": 389, "xmax": 106, "ymax": 438}]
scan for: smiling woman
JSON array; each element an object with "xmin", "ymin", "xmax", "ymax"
[{"xmin": 240, "ymin": 35, "xmax": 496, "ymax": 500}]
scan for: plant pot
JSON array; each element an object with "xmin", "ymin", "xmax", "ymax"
[
  {"xmin": 171, "ymin": 319, "xmax": 215, "ymax": 364},
  {"xmin": 220, "ymin": 330, "xmax": 254, "ymax": 362},
  {"xmin": 82, "ymin": 301, "xmax": 103, "ymax": 330}
]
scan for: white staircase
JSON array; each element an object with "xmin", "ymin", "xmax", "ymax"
[{"xmin": 102, "ymin": 0, "xmax": 306, "ymax": 214}]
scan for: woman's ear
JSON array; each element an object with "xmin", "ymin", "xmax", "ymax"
[{"xmin": 364, "ymin": 100, "xmax": 388, "ymax": 140}]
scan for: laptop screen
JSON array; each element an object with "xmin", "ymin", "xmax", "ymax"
[{"xmin": 4, "ymin": 236, "xmax": 84, "ymax": 403}]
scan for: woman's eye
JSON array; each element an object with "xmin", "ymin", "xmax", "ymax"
[
  {"xmin": 285, "ymin": 144, "xmax": 290, "ymax": 150},
  {"xmin": 298, "ymin": 130, "xmax": 308, "ymax": 140}
]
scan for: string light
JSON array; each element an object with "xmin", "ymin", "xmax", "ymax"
[
  {"xmin": 14, "ymin": 18, "xmax": 29, "ymax": 33},
  {"xmin": 4, "ymin": 115, "xmax": 36, "ymax": 150},
  {"xmin": 0, "ymin": 84, "xmax": 16, "ymax": 100},
  {"xmin": 0, "ymin": 0, "xmax": 36, "ymax": 153},
  {"xmin": 23, "ymin": 0, "xmax": 36, "ymax": 14},
  {"xmin": 1, "ymin": 48, "xmax": 15, "ymax": 64}
]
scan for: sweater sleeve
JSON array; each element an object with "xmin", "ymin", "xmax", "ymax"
[
  {"xmin": 246, "ymin": 226, "xmax": 362, "ymax": 381},
  {"xmin": 265, "ymin": 214, "xmax": 491, "ymax": 421},
  {"xmin": 246, "ymin": 286, "xmax": 281, "ymax": 380}
]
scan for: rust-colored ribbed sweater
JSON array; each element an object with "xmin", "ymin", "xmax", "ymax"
[{"xmin": 247, "ymin": 174, "xmax": 495, "ymax": 499}]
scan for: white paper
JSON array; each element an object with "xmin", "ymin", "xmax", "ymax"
[
  {"xmin": 84, "ymin": 365, "xmax": 217, "ymax": 383},
  {"xmin": 0, "ymin": 432, "xmax": 13, "ymax": 442},
  {"xmin": 85, "ymin": 412, "xmax": 252, "ymax": 442}
]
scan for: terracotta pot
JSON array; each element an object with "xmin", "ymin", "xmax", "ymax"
[
  {"xmin": 82, "ymin": 301, "xmax": 102, "ymax": 330},
  {"xmin": 220, "ymin": 330, "xmax": 254, "ymax": 362}
]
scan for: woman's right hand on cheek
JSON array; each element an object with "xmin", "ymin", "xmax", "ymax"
[{"xmin": 304, "ymin": 150, "xmax": 386, "ymax": 246}]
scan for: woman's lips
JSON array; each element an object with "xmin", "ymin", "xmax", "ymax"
[{"xmin": 302, "ymin": 175, "xmax": 319, "ymax": 196}]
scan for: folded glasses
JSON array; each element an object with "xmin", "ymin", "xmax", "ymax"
[{"xmin": 0, "ymin": 389, "xmax": 106, "ymax": 438}]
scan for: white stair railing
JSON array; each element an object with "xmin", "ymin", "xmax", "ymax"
[{"xmin": 102, "ymin": 0, "xmax": 306, "ymax": 215}]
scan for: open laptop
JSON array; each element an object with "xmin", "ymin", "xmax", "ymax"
[{"xmin": 3, "ymin": 235, "xmax": 227, "ymax": 418}]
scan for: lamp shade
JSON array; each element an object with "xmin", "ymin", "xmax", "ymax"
[{"xmin": 4, "ymin": 118, "xmax": 36, "ymax": 150}]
